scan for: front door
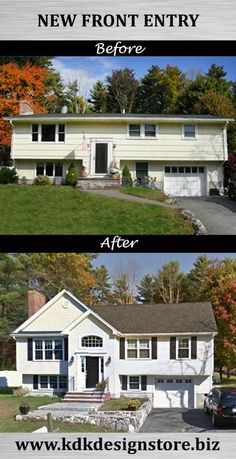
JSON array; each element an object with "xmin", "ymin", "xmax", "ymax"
[
  {"xmin": 86, "ymin": 356, "xmax": 99, "ymax": 388},
  {"xmin": 95, "ymin": 143, "xmax": 108, "ymax": 174}
]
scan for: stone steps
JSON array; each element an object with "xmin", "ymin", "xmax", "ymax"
[{"xmin": 63, "ymin": 391, "xmax": 110, "ymax": 403}]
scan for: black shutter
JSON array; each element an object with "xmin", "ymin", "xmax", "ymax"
[
  {"xmin": 33, "ymin": 375, "xmax": 38, "ymax": 390},
  {"xmin": 151, "ymin": 337, "xmax": 158, "ymax": 359},
  {"xmin": 64, "ymin": 337, "xmax": 68, "ymax": 361},
  {"xmin": 27, "ymin": 338, "xmax": 33, "ymax": 361},
  {"xmin": 141, "ymin": 375, "xmax": 147, "ymax": 391},
  {"xmin": 121, "ymin": 375, "xmax": 127, "ymax": 390},
  {"xmin": 191, "ymin": 336, "xmax": 197, "ymax": 359},
  {"xmin": 170, "ymin": 337, "xmax": 176, "ymax": 359},
  {"xmin": 119, "ymin": 338, "xmax": 125, "ymax": 359}
]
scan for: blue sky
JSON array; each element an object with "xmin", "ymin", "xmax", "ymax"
[
  {"xmin": 93, "ymin": 253, "xmax": 236, "ymax": 279},
  {"xmin": 53, "ymin": 56, "xmax": 236, "ymax": 97}
]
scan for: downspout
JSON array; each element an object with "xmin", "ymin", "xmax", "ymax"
[{"xmin": 9, "ymin": 120, "xmax": 15, "ymax": 166}]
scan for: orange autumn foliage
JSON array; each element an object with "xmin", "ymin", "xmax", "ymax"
[{"xmin": 0, "ymin": 62, "xmax": 49, "ymax": 147}]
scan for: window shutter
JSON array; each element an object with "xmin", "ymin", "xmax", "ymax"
[
  {"xmin": 27, "ymin": 338, "xmax": 33, "ymax": 361},
  {"xmin": 141, "ymin": 375, "xmax": 147, "ymax": 391},
  {"xmin": 191, "ymin": 336, "xmax": 197, "ymax": 359},
  {"xmin": 121, "ymin": 375, "xmax": 127, "ymax": 390},
  {"xmin": 64, "ymin": 337, "xmax": 68, "ymax": 361},
  {"xmin": 119, "ymin": 338, "xmax": 125, "ymax": 359},
  {"xmin": 151, "ymin": 337, "xmax": 158, "ymax": 359},
  {"xmin": 170, "ymin": 337, "xmax": 176, "ymax": 359},
  {"xmin": 33, "ymin": 375, "xmax": 38, "ymax": 390}
]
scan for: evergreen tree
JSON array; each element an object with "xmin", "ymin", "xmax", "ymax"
[
  {"xmin": 90, "ymin": 80, "xmax": 108, "ymax": 112},
  {"xmin": 91, "ymin": 265, "xmax": 112, "ymax": 305}
]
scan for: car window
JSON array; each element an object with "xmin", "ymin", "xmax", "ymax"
[{"xmin": 220, "ymin": 393, "xmax": 236, "ymax": 406}]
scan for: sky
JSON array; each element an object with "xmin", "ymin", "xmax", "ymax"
[
  {"xmin": 92, "ymin": 253, "xmax": 236, "ymax": 279},
  {"xmin": 53, "ymin": 56, "xmax": 236, "ymax": 98}
]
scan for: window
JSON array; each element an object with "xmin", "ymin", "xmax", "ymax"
[
  {"xmin": 185, "ymin": 166, "xmax": 191, "ymax": 173},
  {"xmin": 199, "ymin": 167, "xmax": 205, "ymax": 173},
  {"xmin": 185, "ymin": 379, "xmax": 192, "ymax": 384},
  {"xmin": 157, "ymin": 379, "xmax": 164, "ymax": 384},
  {"xmin": 165, "ymin": 166, "xmax": 171, "ymax": 173},
  {"xmin": 34, "ymin": 339, "xmax": 63, "ymax": 360},
  {"xmin": 179, "ymin": 166, "xmax": 184, "ymax": 173},
  {"xmin": 145, "ymin": 124, "xmax": 156, "ymax": 137},
  {"xmin": 192, "ymin": 166, "xmax": 198, "ymax": 173},
  {"xmin": 49, "ymin": 376, "xmax": 57, "ymax": 389},
  {"xmin": 127, "ymin": 339, "xmax": 150, "ymax": 359},
  {"xmin": 129, "ymin": 124, "xmax": 141, "ymax": 137},
  {"xmin": 183, "ymin": 124, "xmax": 196, "ymax": 138},
  {"xmin": 35, "ymin": 375, "xmax": 68, "ymax": 390},
  {"xmin": 42, "ymin": 124, "xmax": 56, "ymax": 142},
  {"xmin": 167, "ymin": 379, "xmax": 173, "ymax": 383},
  {"xmin": 59, "ymin": 376, "xmax": 68, "ymax": 389},
  {"xmin": 81, "ymin": 357, "xmax": 85, "ymax": 373},
  {"xmin": 31, "ymin": 124, "xmax": 65, "ymax": 142},
  {"xmin": 176, "ymin": 379, "xmax": 182, "ymax": 383},
  {"xmin": 40, "ymin": 376, "xmax": 48, "ymax": 388},
  {"xmin": 136, "ymin": 162, "xmax": 148, "ymax": 181},
  {"xmin": 36, "ymin": 162, "xmax": 63, "ymax": 178},
  {"xmin": 32, "ymin": 124, "xmax": 39, "ymax": 142},
  {"xmin": 178, "ymin": 338, "xmax": 189, "ymax": 359},
  {"xmin": 81, "ymin": 336, "xmax": 103, "ymax": 347},
  {"xmin": 58, "ymin": 124, "xmax": 65, "ymax": 142},
  {"xmin": 172, "ymin": 167, "xmax": 178, "ymax": 173},
  {"xmin": 128, "ymin": 376, "xmax": 140, "ymax": 390}
]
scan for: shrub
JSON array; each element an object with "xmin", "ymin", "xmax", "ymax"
[
  {"xmin": 122, "ymin": 165, "xmax": 133, "ymax": 187},
  {"xmin": 33, "ymin": 175, "xmax": 51, "ymax": 186},
  {"xmin": 13, "ymin": 387, "xmax": 30, "ymax": 397},
  {"xmin": 66, "ymin": 163, "xmax": 79, "ymax": 186},
  {"xmin": 0, "ymin": 167, "xmax": 18, "ymax": 184},
  {"xmin": 121, "ymin": 398, "xmax": 142, "ymax": 411},
  {"xmin": 0, "ymin": 386, "xmax": 19, "ymax": 394}
]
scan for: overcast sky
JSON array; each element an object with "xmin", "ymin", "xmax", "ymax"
[
  {"xmin": 52, "ymin": 56, "xmax": 236, "ymax": 98},
  {"xmin": 93, "ymin": 253, "xmax": 236, "ymax": 280}
]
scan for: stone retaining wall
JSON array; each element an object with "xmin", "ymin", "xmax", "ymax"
[{"xmin": 16, "ymin": 399, "xmax": 153, "ymax": 432}]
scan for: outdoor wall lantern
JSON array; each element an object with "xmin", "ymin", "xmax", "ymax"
[
  {"xmin": 69, "ymin": 355, "xmax": 74, "ymax": 365},
  {"xmin": 105, "ymin": 356, "xmax": 111, "ymax": 366}
]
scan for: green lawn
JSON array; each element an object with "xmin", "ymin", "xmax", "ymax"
[
  {"xmin": 0, "ymin": 185, "xmax": 193, "ymax": 235},
  {"xmin": 120, "ymin": 186, "xmax": 169, "ymax": 202},
  {"xmin": 99, "ymin": 397, "xmax": 146, "ymax": 411},
  {"xmin": 0, "ymin": 395, "xmax": 113, "ymax": 432}
]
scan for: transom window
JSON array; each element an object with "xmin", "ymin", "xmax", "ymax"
[
  {"xmin": 36, "ymin": 162, "xmax": 63, "ymax": 177},
  {"xmin": 81, "ymin": 336, "xmax": 103, "ymax": 348},
  {"xmin": 127, "ymin": 339, "xmax": 150, "ymax": 359},
  {"xmin": 32, "ymin": 124, "xmax": 65, "ymax": 142},
  {"xmin": 128, "ymin": 124, "xmax": 156, "ymax": 138},
  {"xmin": 34, "ymin": 339, "xmax": 63, "ymax": 360},
  {"xmin": 183, "ymin": 124, "xmax": 196, "ymax": 138},
  {"xmin": 178, "ymin": 338, "xmax": 190, "ymax": 359}
]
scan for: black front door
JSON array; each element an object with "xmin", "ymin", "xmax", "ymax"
[
  {"xmin": 95, "ymin": 143, "xmax": 108, "ymax": 174},
  {"xmin": 86, "ymin": 357, "xmax": 99, "ymax": 388}
]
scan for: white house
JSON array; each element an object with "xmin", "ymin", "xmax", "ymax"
[
  {"xmin": 6, "ymin": 102, "xmax": 233, "ymax": 196},
  {"xmin": 11, "ymin": 289, "xmax": 217, "ymax": 409}
]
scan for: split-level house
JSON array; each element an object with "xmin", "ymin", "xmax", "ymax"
[
  {"xmin": 6, "ymin": 101, "xmax": 233, "ymax": 196},
  {"xmin": 12, "ymin": 289, "xmax": 217, "ymax": 408}
]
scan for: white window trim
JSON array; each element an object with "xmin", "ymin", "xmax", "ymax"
[
  {"xmin": 177, "ymin": 337, "xmax": 190, "ymax": 360},
  {"xmin": 35, "ymin": 161, "xmax": 63, "ymax": 178},
  {"xmin": 128, "ymin": 375, "xmax": 141, "ymax": 391},
  {"xmin": 33, "ymin": 338, "xmax": 64, "ymax": 361},
  {"xmin": 37, "ymin": 375, "xmax": 68, "ymax": 390},
  {"xmin": 126, "ymin": 338, "xmax": 151, "ymax": 359},
  {"xmin": 127, "ymin": 123, "xmax": 158, "ymax": 139},
  {"xmin": 182, "ymin": 124, "xmax": 198, "ymax": 140},
  {"xmin": 31, "ymin": 123, "xmax": 66, "ymax": 143}
]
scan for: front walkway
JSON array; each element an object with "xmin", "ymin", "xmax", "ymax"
[
  {"xmin": 83, "ymin": 189, "xmax": 178, "ymax": 208},
  {"xmin": 31, "ymin": 401, "xmax": 101, "ymax": 417}
]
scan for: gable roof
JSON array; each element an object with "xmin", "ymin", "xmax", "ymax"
[{"xmin": 91, "ymin": 302, "xmax": 217, "ymax": 334}]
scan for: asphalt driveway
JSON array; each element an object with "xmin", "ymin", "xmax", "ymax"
[
  {"xmin": 140, "ymin": 409, "xmax": 236, "ymax": 433},
  {"xmin": 177, "ymin": 196, "xmax": 236, "ymax": 235}
]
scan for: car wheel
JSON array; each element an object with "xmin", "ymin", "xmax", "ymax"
[
  {"xmin": 212, "ymin": 414, "xmax": 218, "ymax": 427},
  {"xmin": 228, "ymin": 186, "xmax": 236, "ymax": 200},
  {"xmin": 204, "ymin": 403, "xmax": 209, "ymax": 414}
]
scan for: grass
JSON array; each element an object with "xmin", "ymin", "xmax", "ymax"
[
  {"xmin": 0, "ymin": 395, "xmax": 113, "ymax": 432},
  {"xmin": 0, "ymin": 185, "xmax": 193, "ymax": 235},
  {"xmin": 120, "ymin": 186, "xmax": 169, "ymax": 202},
  {"xmin": 99, "ymin": 397, "xmax": 146, "ymax": 411}
]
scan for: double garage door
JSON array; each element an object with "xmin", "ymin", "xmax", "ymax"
[
  {"xmin": 154, "ymin": 378, "xmax": 194, "ymax": 408},
  {"xmin": 164, "ymin": 166, "xmax": 206, "ymax": 197}
]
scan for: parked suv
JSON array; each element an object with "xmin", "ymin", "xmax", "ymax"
[
  {"xmin": 228, "ymin": 176, "xmax": 236, "ymax": 199},
  {"xmin": 204, "ymin": 387, "xmax": 236, "ymax": 427}
]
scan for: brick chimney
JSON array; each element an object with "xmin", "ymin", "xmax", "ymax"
[
  {"xmin": 28, "ymin": 290, "xmax": 46, "ymax": 317},
  {"xmin": 19, "ymin": 100, "xmax": 34, "ymax": 115}
]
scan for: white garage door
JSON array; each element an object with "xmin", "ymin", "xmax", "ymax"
[
  {"xmin": 154, "ymin": 378, "xmax": 194, "ymax": 408},
  {"xmin": 164, "ymin": 166, "xmax": 206, "ymax": 197}
]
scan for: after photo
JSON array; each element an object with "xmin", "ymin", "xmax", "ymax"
[
  {"xmin": 0, "ymin": 252, "xmax": 236, "ymax": 433},
  {"xmin": 0, "ymin": 56, "xmax": 236, "ymax": 235}
]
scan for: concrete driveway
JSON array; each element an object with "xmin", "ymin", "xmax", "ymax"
[
  {"xmin": 177, "ymin": 196, "xmax": 236, "ymax": 235},
  {"xmin": 140, "ymin": 409, "xmax": 236, "ymax": 433}
]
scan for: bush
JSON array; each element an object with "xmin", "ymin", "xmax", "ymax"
[
  {"xmin": 0, "ymin": 386, "xmax": 20, "ymax": 394},
  {"xmin": 122, "ymin": 165, "xmax": 133, "ymax": 187},
  {"xmin": 0, "ymin": 167, "xmax": 18, "ymax": 184},
  {"xmin": 13, "ymin": 387, "xmax": 30, "ymax": 397},
  {"xmin": 33, "ymin": 175, "xmax": 51, "ymax": 186},
  {"xmin": 66, "ymin": 163, "xmax": 79, "ymax": 186},
  {"xmin": 121, "ymin": 398, "xmax": 142, "ymax": 411}
]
